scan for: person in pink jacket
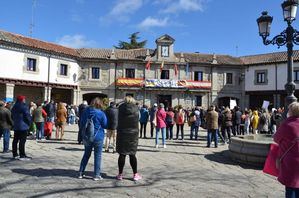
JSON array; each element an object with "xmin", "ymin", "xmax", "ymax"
[
  {"xmin": 155, "ymin": 103, "xmax": 167, "ymax": 148},
  {"xmin": 274, "ymin": 102, "xmax": 299, "ymax": 198}
]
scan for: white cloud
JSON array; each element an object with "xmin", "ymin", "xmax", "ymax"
[
  {"xmin": 56, "ymin": 34, "xmax": 96, "ymax": 48},
  {"xmin": 162, "ymin": 0, "xmax": 204, "ymax": 13},
  {"xmin": 138, "ymin": 17, "xmax": 169, "ymax": 29},
  {"xmin": 101, "ymin": 0, "xmax": 144, "ymax": 23}
]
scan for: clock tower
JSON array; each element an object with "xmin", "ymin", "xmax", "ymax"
[{"xmin": 155, "ymin": 34, "xmax": 175, "ymax": 61}]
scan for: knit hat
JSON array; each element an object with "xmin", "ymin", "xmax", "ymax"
[
  {"xmin": 159, "ymin": 103, "xmax": 164, "ymax": 108},
  {"xmin": 17, "ymin": 95, "xmax": 26, "ymax": 102}
]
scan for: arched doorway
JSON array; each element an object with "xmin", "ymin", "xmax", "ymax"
[
  {"xmin": 218, "ymin": 97, "xmax": 239, "ymax": 108},
  {"xmin": 83, "ymin": 93, "xmax": 107, "ymax": 105}
]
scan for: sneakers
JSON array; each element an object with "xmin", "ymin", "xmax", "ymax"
[
  {"xmin": 13, "ymin": 156, "xmax": 20, "ymax": 160},
  {"xmin": 19, "ymin": 156, "xmax": 32, "ymax": 161},
  {"xmin": 163, "ymin": 144, "xmax": 167, "ymax": 148},
  {"xmin": 133, "ymin": 173, "xmax": 142, "ymax": 181},
  {"xmin": 93, "ymin": 176, "xmax": 103, "ymax": 181},
  {"xmin": 78, "ymin": 172, "xmax": 85, "ymax": 179},
  {"xmin": 155, "ymin": 144, "xmax": 159, "ymax": 148},
  {"xmin": 116, "ymin": 174, "xmax": 123, "ymax": 180}
]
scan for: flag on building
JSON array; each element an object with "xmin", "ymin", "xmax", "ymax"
[
  {"xmin": 174, "ymin": 64, "xmax": 178, "ymax": 76},
  {"xmin": 160, "ymin": 60, "xmax": 164, "ymax": 72},
  {"xmin": 185, "ymin": 62, "xmax": 189, "ymax": 76},
  {"xmin": 145, "ymin": 59, "xmax": 151, "ymax": 70}
]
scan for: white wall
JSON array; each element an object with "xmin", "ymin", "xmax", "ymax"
[
  {"xmin": 245, "ymin": 62, "xmax": 299, "ymax": 92},
  {"xmin": 0, "ymin": 47, "xmax": 79, "ymax": 86}
]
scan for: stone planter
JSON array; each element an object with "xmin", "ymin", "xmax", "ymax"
[{"xmin": 229, "ymin": 134, "xmax": 274, "ymax": 167}]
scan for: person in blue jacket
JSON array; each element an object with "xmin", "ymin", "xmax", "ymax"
[
  {"xmin": 11, "ymin": 95, "xmax": 31, "ymax": 160},
  {"xmin": 78, "ymin": 97, "xmax": 107, "ymax": 181},
  {"xmin": 139, "ymin": 105, "xmax": 149, "ymax": 138}
]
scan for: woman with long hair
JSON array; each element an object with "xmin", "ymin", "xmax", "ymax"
[
  {"xmin": 116, "ymin": 96, "xmax": 141, "ymax": 181},
  {"xmin": 78, "ymin": 97, "xmax": 107, "ymax": 181},
  {"xmin": 55, "ymin": 103, "xmax": 67, "ymax": 140}
]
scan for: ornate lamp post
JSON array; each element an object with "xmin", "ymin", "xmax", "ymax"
[{"xmin": 257, "ymin": 0, "xmax": 298, "ymax": 116}]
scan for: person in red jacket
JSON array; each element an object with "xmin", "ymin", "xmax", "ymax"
[
  {"xmin": 155, "ymin": 103, "xmax": 166, "ymax": 148},
  {"xmin": 274, "ymin": 102, "xmax": 299, "ymax": 198}
]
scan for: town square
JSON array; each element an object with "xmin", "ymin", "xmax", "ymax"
[{"xmin": 0, "ymin": 0, "xmax": 298, "ymax": 198}]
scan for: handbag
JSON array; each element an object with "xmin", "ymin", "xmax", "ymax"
[
  {"xmin": 190, "ymin": 115, "xmax": 196, "ymax": 123},
  {"xmin": 276, "ymin": 137, "xmax": 299, "ymax": 170},
  {"xmin": 263, "ymin": 143, "xmax": 280, "ymax": 177}
]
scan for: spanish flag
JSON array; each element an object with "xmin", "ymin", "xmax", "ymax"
[
  {"xmin": 145, "ymin": 59, "xmax": 151, "ymax": 70},
  {"xmin": 174, "ymin": 64, "xmax": 178, "ymax": 76},
  {"xmin": 160, "ymin": 60, "xmax": 164, "ymax": 72}
]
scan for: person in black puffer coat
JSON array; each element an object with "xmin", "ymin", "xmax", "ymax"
[{"xmin": 116, "ymin": 96, "xmax": 142, "ymax": 181}]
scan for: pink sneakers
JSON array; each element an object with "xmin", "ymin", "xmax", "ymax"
[
  {"xmin": 133, "ymin": 173, "xmax": 142, "ymax": 181},
  {"xmin": 116, "ymin": 174, "xmax": 123, "ymax": 180}
]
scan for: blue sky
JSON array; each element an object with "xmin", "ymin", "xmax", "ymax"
[{"xmin": 0, "ymin": 0, "xmax": 297, "ymax": 56}]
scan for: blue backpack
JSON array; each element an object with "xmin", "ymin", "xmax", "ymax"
[{"xmin": 82, "ymin": 115, "xmax": 99, "ymax": 144}]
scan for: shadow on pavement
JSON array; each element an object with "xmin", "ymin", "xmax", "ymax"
[
  {"xmin": 204, "ymin": 150, "xmax": 262, "ymax": 170},
  {"xmin": 56, "ymin": 147, "xmax": 84, "ymax": 152}
]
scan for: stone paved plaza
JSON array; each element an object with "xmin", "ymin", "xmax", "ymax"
[{"xmin": 0, "ymin": 125, "xmax": 284, "ymax": 198}]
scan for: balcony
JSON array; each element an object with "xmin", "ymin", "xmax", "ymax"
[
  {"xmin": 145, "ymin": 79, "xmax": 211, "ymax": 89},
  {"xmin": 116, "ymin": 78, "xmax": 144, "ymax": 87}
]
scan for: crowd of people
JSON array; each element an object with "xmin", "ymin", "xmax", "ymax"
[{"xmin": 0, "ymin": 95, "xmax": 298, "ymax": 196}]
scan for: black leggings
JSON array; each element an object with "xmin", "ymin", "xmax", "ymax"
[{"xmin": 118, "ymin": 154, "xmax": 137, "ymax": 174}]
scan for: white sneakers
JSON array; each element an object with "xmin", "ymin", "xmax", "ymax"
[{"xmin": 155, "ymin": 144, "xmax": 167, "ymax": 148}]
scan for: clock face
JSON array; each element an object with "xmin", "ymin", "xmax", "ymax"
[{"xmin": 161, "ymin": 46, "xmax": 169, "ymax": 57}]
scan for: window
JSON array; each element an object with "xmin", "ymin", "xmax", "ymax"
[
  {"xmin": 91, "ymin": 67, "xmax": 100, "ymax": 79},
  {"xmin": 60, "ymin": 64, "xmax": 68, "ymax": 76},
  {"xmin": 161, "ymin": 45, "xmax": 169, "ymax": 57},
  {"xmin": 27, "ymin": 58, "xmax": 36, "ymax": 71},
  {"xmin": 125, "ymin": 69, "xmax": 135, "ymax": 78},
  {"xmin": 294, "ymin": 70, "xmax": 299, "ymax": 81},
  {"xmin": 161, "ymin": 70, "xmax": 169, "ymax": 79},
  {"xmin": 196, "ymin": 96, "xmax": 202, "ymax": 106},
  {"xmin": 226, "ymin": 73, "xmax": 233, "ymax": 84},
  {"xmin": 194, "ymin": 71, "xmax": 203, "ymax": 81},
  {"xmin": 256, "ymin": 72, "xmax": 266, "ymax": 83}
]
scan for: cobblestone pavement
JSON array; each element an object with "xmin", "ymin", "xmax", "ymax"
[{"xmin": 0, "ymin": 124, "xmax": 283, "ymax": 198}]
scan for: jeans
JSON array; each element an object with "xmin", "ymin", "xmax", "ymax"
[
  {"xmin": 139, "ymin": 122, "xmax": 147, "ymax": 138},
  {"xmin": 166, "ymin": 124, "xmax": 173, "ymax": 139},
  {"xmin": 207, "ymin": 129, "xmax": 218, "ymax": 147},
  {"xmin": 190, "ymin": 125, "xmax": 199, "ymax": 140},
  {"xmin": 285, "ymin": 187, "xmax": 299, "ymax": 198},
  {"xmin": 35, "ymin": 122, "xmax": 44, "ymax": 140},
  {"xmin": 1, "ymin": 129, "xmax": 10, "ymax": 152},
  {"xmin": 222, "ymin": 126, "xmax": 232, "ymax": 143},
  {"xmin": 12, "ymin": 130, "xmax": 27, "ymax": 157},
  {"xmin": 79, "ymin": 139, "xmax": 104, "ymax": 177},
  {"xmin": 244, "ymin": 122, "xmax": 250, "ymax": 135},
  {"xmin": 156, "ymin": 127, "xmax": 166, "ymax": 146},
  {"xmin": 176, "ymin": 124, "xmax": 184, "ymax": 140}
]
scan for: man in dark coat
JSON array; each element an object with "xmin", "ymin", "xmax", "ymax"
[
  {"xmin": 0, "ymin": 101, "xmax": 13, "ymax": 152},
  {"xmin": 234, "ymin": 106, "xmax": 242, "ymax": 135},
  {"xmin": 116, "ymin": 96, "xmax": 141, "ymax": 181},
  {"xmin": 104, "ymin": 102, "xmax": 118, "ymax": 153},
  {"xmin": 45, "ymin": 100, "xmax": 56, "ymax": 123},
  {"xmin": 77, "ymin": 100, "xmax": 88, "ymax": 144},
  {"xmin": 11, "ymin": 96, "xmax": 31, "ymax": 160}
]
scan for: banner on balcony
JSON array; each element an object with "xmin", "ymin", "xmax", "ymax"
[
  {"xmin": 116, "ymin": 78, "xmax": 143, "ymax": 87},
  {"xmin": 145, "ymin": 79, "xmax": 183, "ymax": 88}
]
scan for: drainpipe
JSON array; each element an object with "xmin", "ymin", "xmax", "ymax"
[
  {"xmin": 47, "ymin": 55, "xmax": 51, "ymax": 101},
  {"xmin": 114, "ymin": 62, "xmax": 117, "ymax": 102}
]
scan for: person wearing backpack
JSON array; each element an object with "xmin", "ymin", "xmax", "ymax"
[
  {"xmin": 274, "ymin": 102, "xmax": 299, "ymax": 198},
  {"xmin": 139, "ymin": 105, "xmax": 149, "ymax": 139},
  {"xmin": 190, "ymin": 107, "xmax": 201, "ymax": 140},
  {"xmin": 165, "ymin": 107, "xmax": 175, "ymax": 140},
  {"xmin": 258, "ymin": 108, "xmax": 270, "ymax": 134},
  {"xmin": 78, "ymin": 97, "xmax": 107, "ymax": 181}
]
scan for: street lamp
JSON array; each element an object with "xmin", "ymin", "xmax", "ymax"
[{"xmin": 257, "ymin": 0, "xmax": 299, "ymax": 117}]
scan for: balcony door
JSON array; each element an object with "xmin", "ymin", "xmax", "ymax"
[{"xmin": 158, "ymin": 95, "xmax": 172, "ymax": 109}]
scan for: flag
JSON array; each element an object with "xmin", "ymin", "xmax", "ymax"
[
  {"xmin": 174, "ymin": 64, "xmax": 178, "ymax": 76},
  {"xmin": 145, "ymin": 59, "xmax": 151, "ymax": 70},
  {"xmin": 185, "ymin": 62, "xmax": 189, "ymax": 76},
  {"xmin": 160, "ymin": 60, "xmax": 164, "ymax": 72}
]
